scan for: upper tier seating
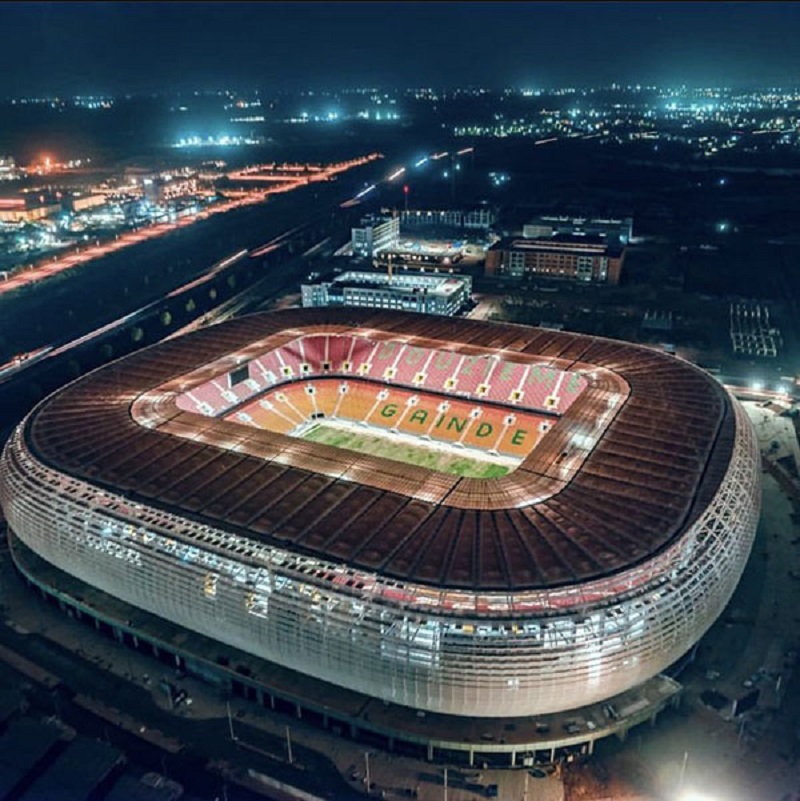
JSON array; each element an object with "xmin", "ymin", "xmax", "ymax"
[{"xmin": 179, "ymin": 334, "xmax": 588, "ymax": 419}]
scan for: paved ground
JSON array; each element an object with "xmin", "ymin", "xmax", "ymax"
[
  {"xmin": 466, "ymin": 294, "xmax": 502, "ymax": 321},
  {"xmin": 581, "ymin": 402, "xmax": 800, "ymax": 801},
  {"xmin": 747, "ymin": 400, "xmax": 800, "ymax": 466}
]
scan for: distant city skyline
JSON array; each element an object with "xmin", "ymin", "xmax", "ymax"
[{"xmin": 2, "ymin": 1, "xmax": 800, "ymax": 95}]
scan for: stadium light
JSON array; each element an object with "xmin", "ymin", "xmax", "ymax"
[{"xmin": 750, "ymin": 380, "xmax": 764, "ymax": 392}]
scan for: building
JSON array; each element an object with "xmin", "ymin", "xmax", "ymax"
[
  {"xmin": 0, "ymin": 156, "xmax": 22, "ymax": 182},
  {"xmin": 400, "ymin": 207, "xmax": 496, "ymax": 230},
  {"xmin": 302, "ymin": 270, "xmax": 471, "ymax": 316},
  {"xmin": 350, "ymin": 213, "xmax": 400, "ymax": 258},
  {"xmin": 1, "ymin": 309, "xmax": 759, "ymax": 755},
  {"xmin": 0, "ymin": 192, "xmax": 61, "ymax": 224},
  {"xmin": 64, "ymin": 192, "xmax": 107, "ymax": 213},
  {"xmin": 485, "ymin": 234, "xmax": 625, "ymax": 284},
  {"xmin": 523, "ymin": 214, "xmax": 633, "ymax": 244},
  {"xmin": 143, "ymin": 175, "xmax": 199, "ymax": 205}
]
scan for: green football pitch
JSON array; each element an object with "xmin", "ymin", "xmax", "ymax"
[{"xmin": 301, "ymin": 423, "xmax": 510, "ymax": 479}]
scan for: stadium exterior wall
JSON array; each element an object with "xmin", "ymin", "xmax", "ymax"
[{"xmin": 0, "ymin": 396, "xmax": 760, "ymax": 718}]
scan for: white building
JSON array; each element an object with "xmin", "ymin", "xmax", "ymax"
[
  {"xmin": 302, "ymin": 270, "xmax": 472, "ymax": 316},
  {"xmin": 351, "ymin": 213, "xmax": 400, "ymax": 258},
  {"xmin": 400, "ymin": 207, "xmax": 496, "ymax": 230}
]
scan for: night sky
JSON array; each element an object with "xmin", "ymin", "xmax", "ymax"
[{"xmin": 2, "ymin": 1, "xmax": 800, "ymax": 95}]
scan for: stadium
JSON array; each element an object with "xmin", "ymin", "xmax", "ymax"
[{"xmin": 0, "ymin": 308, "xmax": 760, "ymax": 726}]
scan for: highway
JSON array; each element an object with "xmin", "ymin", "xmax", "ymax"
[
  {"xmin": 0, "ymin": 154, "xmax": 381, "ymax": 299},
  {"xmin": 0, "ymin": 223, "xmax": 308, "ymax": 387},
  {"xmin": 0, "ymin": 142, "xmax": 465, "ymax": 407},
  {"xmin": 0, "ymin": 164, "xmax": 370, "ymax": 364}
]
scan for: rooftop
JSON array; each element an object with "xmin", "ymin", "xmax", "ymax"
[
  {"xmin": 490, "ymin": 234, "xmax": 619, "ymax": 254},
  {"xmin": 326, "ymin": 270, "xmax": 467, "ymax": 297},
  {"xmin": 25, "ymin": 308, "xmax": 733, "ymax": 593}
]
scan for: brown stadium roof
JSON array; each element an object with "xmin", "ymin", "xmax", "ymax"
[{"xmin": 25, "ymin": 308, "xmax": 735, "ymax": 592}]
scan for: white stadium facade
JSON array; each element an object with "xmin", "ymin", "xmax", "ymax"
[{"xmin": 0, "ymin": 308, "xmax": 761, "ymax": 762}]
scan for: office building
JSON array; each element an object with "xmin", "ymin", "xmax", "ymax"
[
  {"xmin": 351, "ymin": 213, "xmax": 400, "ymax": 258},
  {"xmin": 302, "ymin": 270, "xmax": 472, "ymax": 316},
  {"xmin": 485, "ymin": 234, "xmax": 625, "ymax": 284}
]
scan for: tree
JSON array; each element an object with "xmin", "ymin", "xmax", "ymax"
[
  {"xmin": 185, "ymin": 298, "xmax": 196, "ymax": 313},
  {"xmin": 161, "ymin": 311, "xmax": 172, "ymax": 327},
  {"xmin": 131, "ymin": 326, "xmax": 144, "ymax": 343}
]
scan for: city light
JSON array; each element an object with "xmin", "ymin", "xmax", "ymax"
[
  {"xmin": 173, "ymin": 134, "xmax": 265, "ymax": 148},
  {"xmin": 3, "ymin": 1, "xmax": 800, "ymax": 793},
  {"xmin": 0, "ymin": 152, "xmax": 379, "ymax": 296}
]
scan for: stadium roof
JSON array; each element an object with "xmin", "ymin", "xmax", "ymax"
[{"xmin": 25, "ymin": 308, "xmax": 734, "ymax": 593}]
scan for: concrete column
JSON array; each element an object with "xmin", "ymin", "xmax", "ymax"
[
  {"xmin": 510, "ymin": 750, "xmax": 516, "ymax": 768},
  {"xmin": 295, "ymin": 704, "xmax": 302, "ymax": 720},
  {"xmin": 427, "ymin": 742, "xmax": 434, "ymax": 762},
  {"xmin": 468, "ymin": 749, "xmax": 474, "ymax": 767}
]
